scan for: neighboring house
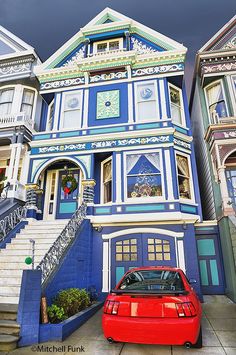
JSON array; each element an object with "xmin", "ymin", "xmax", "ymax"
[
  {"xmin": 190, "ymin": 15, "xmax": 236, "ymax": 302},
  {"xmin": 0, "ymin": 25, "xmax": 41, "ymax": 205}
]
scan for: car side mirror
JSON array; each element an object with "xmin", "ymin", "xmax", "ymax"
[{"xmin": 189, "ymin": 278, "xmax": 197, "ymax": 284}]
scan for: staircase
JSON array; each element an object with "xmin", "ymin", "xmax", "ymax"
[
  {"xmin": 0, "ymin": 304, "xmax": 19, "ymax": 351},
  {"xmin": 0, "ymin": 219, "xmax": 68, "ymax": 304}
]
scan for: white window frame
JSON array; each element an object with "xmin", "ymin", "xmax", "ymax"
[
  {"xmin": 168, "ymin": 83, "xmax": 185, "ymax": 127},
  {"xmin": 0, "ymin": 87, "xmax": 15, "ymax": 115},
  {"xmin": 229, "ymin": 75, "xmax": 236, "ymax": 116},
  {"xmin": 175, "ymin": 151, "xmax": 195, "ymax": 203},
  {"xmin": 46, "ymin": 99, "xmax": 54, "ymax": 131},
  {"xmin": 0, "ymin": 84, "xmax": 37, "ymax": 120},
  {"xmin": 204, "ymin": 79, "xmax": 229, "ymax": 124},
  {"xmin": 124, "ymin": 149, "xmax": 165, "ymax": 203},
  {"xmin": 93, "ymin": 38, "xmax": 123, "ymax": 54},
  {"xmin": 100, "ymin": 156, "xmax": 112, "ymax": 205},
  {"xmin": 134, "ymin": 80, "xmax": 160, "ymax": 122},
  {"xmin": 60, "ymin": 90, "xmax": 83, "ymax": 130}
]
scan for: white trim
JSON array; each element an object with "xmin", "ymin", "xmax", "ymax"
[
  {"xmin": 128, "ymin": 83, "xmax": 134, "ymax": 123},
  {"xmin": 159, "ymin": 79, "xmax": 168, "ymax": 119},
  {"xmin": 229, "ymin": 75, "xmax": 236, "ymax": 115},
  {"xmin": 115, "ymin": 153, "xmax": 122, "ymax": 203},
  {"xmin": 164, "ymin": 149, "xmax": 174, "ymax": 200},
  {"xmin": 134, "ymin": 79, "xmax": 160, "ymax": 122},
  {"xmin": 100, "ymin": 156, "xmax": 112, "ymax": 204},
  {"xmin": 168, "ymin": 82, "xmax": 185, "ymax": 127},
  {"xmin": 204, "ymin": 79, "xmax": 229, "ymax": 125},
  {"xmin": 102, "ymin": 228, "xmax": 184, "ymax": 240},
  {"xmin": 102, "ymin": 240, "xmax": 109, "ymax": 292},
  {"xmin": 60, "ymin": 90, "xmax": 83, "ymax": 130},
  {"xmin": 0, "ymin": 25, "xmax": 34, "ymax": 52},
  {"xmin": 123, "ymin": 148, "xmax": 165, "ymax": 203},
  {"xmin": 82, "ymin": 89, "xmax": 89, "ymax": 128},
  {"xmin": 46, "ymin": 99, "xmax": 54, "ymax": 131},
  {"xmin": 53, "ymin": 93, "xmax": 61, "ymax": 131},
  {"xmin": 175, "ymin": 151, "xmax": 196, "ymax": 204},
  {"xmin": 43, "ymin": 170, "xmax": 58, "ymax": 220},
  {"xmin": 177, "ymin": 239, "xmax": 185, "ymax": 272}
]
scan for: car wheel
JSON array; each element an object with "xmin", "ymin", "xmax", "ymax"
[{"xmin": 191, "ymin": 327, "xmax": 202, "ymax": 348}]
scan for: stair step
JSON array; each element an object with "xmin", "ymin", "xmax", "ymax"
[
  {"xmin": 11, "ymin": 238, "xmax": 57, "ymax": 244},
  {"xmin": 0, "ymin": 334, "xmax": 19, "ymax": 352},
  {"xmin": 0, "ymin": 256, "xmax": 43, "ymax": 262},
  {"xmin": 0, "ymin": 263, "xmax": 38, "ymax": 269},
  {"xmin": 0, "ymin": 278, "xmax": 21, "ymax": 286},
  {"xmin": 0, "ymin": 270, "xmax": 23, "ymax": 277},
  {"xmin": 0, "ymin": 250, "xmax": 47, "ymax": 256},
  {"xmin": 0, "ymin": 296, "xmax": 19, "ymax": 304},
  {"xmin": 15, "ymin": 233, "xmax": 59, "ymax": 238},
  {"xmin": 0, "ymin": 287, "xmax": 20, "ymax": 296},
  {"xmin": 25, "ymin": 224, "xmax": 67, "ymax": 230},
  {"xmin": 0, "ymin": 320, "xmax": 20, "ymax": 336},
  {"xmin": 0, "ymin": 304, "xmax": 17, "ymax": 321},
  {"xmin": 19, "ymin": 229, "xmax": 64, "ymax": 234},
  {"xmin": 6, "ymin": 243, "xmax": 54, "ymax": 250}
]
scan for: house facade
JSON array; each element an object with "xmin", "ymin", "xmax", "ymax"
[
  {"xmin": 190, "ymin": 15, "xmax": 236, "ymax": 301},
  {"xmin": 0, "ymin": 26, "xmax": 41, "ymax": 206}
]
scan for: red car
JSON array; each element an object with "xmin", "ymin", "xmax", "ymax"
[{"xmin": 102, "ymin": 266, "xmax": 202, "ymax": 348}]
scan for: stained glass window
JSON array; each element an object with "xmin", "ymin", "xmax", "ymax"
[
  {"xmin": 147, "ymin": 238, "xmax": 171, "ymax": 261},
  {"xmin": 206, "ymin": 82, "xmax": 227, "ymax": 123},
  {"xmin": 176, "ymin": 155, "xmax": 191, "ymax": 199},
  {"xmin": 115, "ymin": 239, "xmax": 137, "ymax": 261},
  {"xmin": 126, "ymin": 153, "xmax": 162, "ymax": 198}
]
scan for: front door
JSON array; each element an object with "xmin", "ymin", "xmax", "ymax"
[
  {"xmin": 111, "ymin": 234, "xmax": 176, "ymax": 287},
  {"xmin": 56, "ymin": 169, "xmax": 80, "ymax": 219},
  {"xmin": 196, "ymin": 235, "xmax": 225, "ymax": 294},
  {"xmin": 43, "ymin": 170, "xmax": 58, "ymax": 220}
]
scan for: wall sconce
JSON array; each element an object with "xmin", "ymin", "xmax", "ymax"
[
  {"xmin": 93, "ymin": 225, "xmax": 103, "ymax": 233},
  {"xmin": 182, "ymin": 221, "xmax": 187, "ymax": 230}
]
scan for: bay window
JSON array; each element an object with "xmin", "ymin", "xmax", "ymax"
[
  {"xmin": 205, "ymin": 81, "xmax": 228, "ymax": 123},
  {"xmin": 101, "ymin": 158, "xmax": 112, "ymax": 204},
  {"xmin": 169, "ymin": 84, "xmax": 183, "ymax": 125},
  {"xmin": 21, "ymin": 89, "xmax": 35, "ymax": 118},
  {"xmin": 0, "ymin": 88, "xmax": 14, "ymax": 115},
  {"xmin": 126, "ymin": 153, "xmax": 162, "ymax": 199},
  {"xmin": 46, "ymin": 100, "xmax": 54, "ymax": 131},
  {"xmin": 176, "ymin": 154, "xmax": 191, "ymax": 199},
  {"xmin": 136, "ymin": 81, "xmax": 159, "ymax": 121}
]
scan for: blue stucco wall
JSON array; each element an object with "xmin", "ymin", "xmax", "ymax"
[{"xmin": 44, "ymin": 219, "xmax": 93, "ymax": 304}]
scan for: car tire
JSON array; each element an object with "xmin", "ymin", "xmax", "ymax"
[{"xmin": 191, "ymin": 327, "xmax": 202, "ymax": 348}]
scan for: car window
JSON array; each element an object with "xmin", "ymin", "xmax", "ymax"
[{"xmin": 119, "ymin": 270, "xmax": 185, "ymax": 291}]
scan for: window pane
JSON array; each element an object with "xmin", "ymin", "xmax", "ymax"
[
  {"xmin": 171, "ymin": 103, "xmax": 182, "ymax": 124},
  {"xmin": 138, "ymin": 101, "xmax": 157, "ymax": 120},
  {"xmin": 207, "ymin": 83, "xmax": 227, "ymax": 120},
  {"xmin": 63, "ymin": 110, "xmax": 80, "ymax": 128},
  {"xmin": 21, "ymin": 104, "xmax": 33, "ymax": 118},
  {"xmin": 170, "ymin": 87, "xmax": 182, "ymax": 124},
  {"xmin": 0, "ymin": 103, "xmax": 12, "ymax": 115},
  {"xmin": 127, "ymin": 174, "xmax": 162, "ymax": 198},
  {"xmin": 138, "ymin": 84, "xmax": 155, "ymax": 102},
  {"xmin": 177, "ymin": 155, "xmax": 191, "ymax": 199},
  {"xmin": 97, "ymin": 43, "xmax": 107, "ymax": 52},
  {"xmin": 170, "ymin": 87, "xmax": 181, "ymax": 106},
  {"xmin": 103, "ymin": 161, "xmax": 112, "ymax": 182},
  {"xmin": 22, "ymin": 90, "xmax": 34, "ymax": 105},
  {"xmin": 0, "ymin": 89, "xmax": 14, "ymax": 103},
  {"xmin": 109, "ymin": 41, "xmax": 119, "ymax": 50},
  {"xmin": 103, "ymin": 159, "xmax": 112, "ymax": 203},
  {"xmin": 64, "ymin": 95, "xmax": 80, "ymax": 110}
]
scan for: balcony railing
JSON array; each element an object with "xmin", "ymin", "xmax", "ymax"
[
  {"xmin": 211, "ymin": 111, "xmax": 236, "ymax": 125},
  {"xmin": 87, "ymin": 48, "xmax": 127, "ymax": 58},
  {"xmin": 0, "ymin": 113, "xmax": 33, "ymax": 130}
]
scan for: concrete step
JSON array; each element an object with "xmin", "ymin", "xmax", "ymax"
[
  {"xmin": 19, "ymin": 229, "xmax": 64, "ymax": 234},
  {"xmin": 6, "ymin": 243, "xmax": 54, "ymax": 250},
  {"xmin": 0, "ymin": 296, "xmax": 19, "ymax": 304},
  {"xmin": 11, "ymin": 238, "xmax": 57, "ymax": 244},
  {"xmin": 0, "ymin": 320, "xmax": 20, "ymax": 336},
  {"xmin": 0, "ymin": 304, "xmax": 17, "ymax": 321},
  {"xmin": 0, "ymin": 255, "xmax": 43, "ymax": 262},
  {"xmin": 0, "ymin": 270, "xmax": 23, "ymax": 277},
  {"xmin": 0, "ymin": 250, "xmax": 47, "ymax": 256},
  {"xmin": 0, "ymin": 334, "xmax": 19, "ymax": 352},
  {"xmin": 0, "ymin": 263, "xmax": 38, "ymax": 269},
  {"xmin": 25, "ymin": 224, "xmax": 67, "ymax": 230},
  {"xmin": 0, "ymin": 278, "xmax": 21, "ymax": 286},
  {"xmin": 0, "ymin": 287, "xmax": 20, "ymax": 296}
]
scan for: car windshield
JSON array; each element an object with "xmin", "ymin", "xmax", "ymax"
[{"xmin": 118, "ymin": 270, "xmax": 185, "ymax": 291}]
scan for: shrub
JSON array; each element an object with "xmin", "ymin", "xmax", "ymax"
[
  {"xmin": 54, "ymin": 288, "xmax": 90, "ymax": 318},
  {"xmin": 47, "ymin": 304, "xmax": 67, "ymax": 323}
]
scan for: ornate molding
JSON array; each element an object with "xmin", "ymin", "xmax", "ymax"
[
  {"xmin": 173, "ymin": 138, "xmax": 191, "ymax": 150},
  {"xmin": 131, "ymin": 36, "xmax": 157, "ymax": 54},
  {"xmin": 0, "ymin": 62, "xmax": 31, "ymax": 77},
  {"xmin": 132, "ymin": 63, "xmax": 184, "ymax": 77},
  {"xmin": 222, "ymin": 35, "xmax": 236, "ymax": 50},
  {"xmin": 40, "ymin": 77, "xmax": 85, "ymax": 90},
  {"xmin": 90, "ymin": 71, "xmax": 127, "ymax": 83},
  {"xmin": 63, "ymin": 46, "xmax": 86, "ymax": 67},
  {"xmin": 201, "ymin": 62, "xmax": 236, "ymax": 75}
]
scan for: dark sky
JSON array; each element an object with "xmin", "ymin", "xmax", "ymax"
[{"xmin": 1, "ymin": 0, "xmax": 236, "ymax": 96}]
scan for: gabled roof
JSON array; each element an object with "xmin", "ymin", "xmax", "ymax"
[
  {"xmin": 0, "ymin": 25, "xmax": 35, "ymax": 57},
  {"xmin": 199, "ymin": 14, "xmax": 236, "ymax": 52},
  {"xmin": 39, "ymin": 7, "xmax": 186, "ymax": 71}
]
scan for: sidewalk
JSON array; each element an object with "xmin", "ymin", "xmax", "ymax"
[{"xmin": 6, "ymin": 295, "xmax": 236, "ymax": 355}]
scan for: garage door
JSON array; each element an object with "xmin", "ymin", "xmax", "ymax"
[{"xmin": 111, "ymin": 233, "xmax": 177, "ymax": 287}]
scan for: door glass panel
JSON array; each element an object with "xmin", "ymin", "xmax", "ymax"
[
  {"xmin": 147, "ymin": 238, "xmax": 171, "ymax": 261},
  {"xmin": 197, "ymin": 239, "xmax": 215, "ymax": 256},
  {"xmin": 115, "ymin": 239, "xmax": 137, "ymax": 262},
  {"xmin": 116, "ymin": 266, "xmax": 125, "ymax": 284},
  {"xmin": 210, "ymin": 260, "xmax": 219, "ymax": 286},
  {"xmin": 199, "ymin": 260, "xmax": 209, "ymax": 286}
]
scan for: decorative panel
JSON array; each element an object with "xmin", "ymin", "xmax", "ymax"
[{"xmin": 96, "ymin": 90, "xmax": 120, "ymax": 119}]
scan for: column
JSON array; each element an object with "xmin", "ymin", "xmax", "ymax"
[
  {"xmin": 82, "ymin": 179, "xmax": 96, "ymax": 203},
  {"xmin": 115, "ymin": 152, "xmax": 122, "ymax": 203},
  {"xmin": 102, "ymin": 239, "xmax": 109, "ymax": 292},
  {"xmin": 159, "ymin": 79, "xmax": 168, "ymax": 120},
  {"xmin": 25, "ymin": 184, "xmax": 43, "ymax": 219}
]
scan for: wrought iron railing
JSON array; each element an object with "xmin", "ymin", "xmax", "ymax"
[
  {"xmin": 0, "ymin": 205, "xmax": 27, "ymax": 242},
  {"xmin": 37, "ymin": 202, "xmax": 87, "ymax": 286}
]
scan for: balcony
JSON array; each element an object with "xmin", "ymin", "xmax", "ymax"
[{"xmin": 0, "ymin": 113, "xmax": 33, "ymax": 131}]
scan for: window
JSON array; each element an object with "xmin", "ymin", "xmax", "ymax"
[
  {"xmin": 169, "ymin": 85, "xmax": 183, "ymax": 125},
  {"xmin": 61, "ymin": 92, "xmax": 82, "ymax": 129},
  {"xmin": 176, "ymin": 154, "xmax": 191, "ymax": 199},
  {"xmin": 101, "ymin": 158, "xmax": 112, "ymax": 204},
  {"xmin": 206, "ymin": 81, "xmax": 227, "ymax": 123},
  {"xmin": 21, "ymin": 89, "xmax": 35, "ymax": 118},
  {"xmin": 126, "ymin": 153, "xmax": 162, "ymax": 199},
  {"xmin": 46, "ymin": 101, "xmax": 54, "ymax": 131},
  {"xmin": 115, "ymin": 239, "xmax": 137, "ymax": 261},
  {"xmin": 147, "ymin": 238, "xmax": 171, "ymax": 261},
  {"xmin": 95, "ymin": 38, "xmax": 122, "ymax": 53},
  {"xmin": 136, "ymin": 82, "xmax": 158, "ymax": 121},
  {"xmin": 0, "ymin": 88, "xmax": 14, "ymax": 115}
]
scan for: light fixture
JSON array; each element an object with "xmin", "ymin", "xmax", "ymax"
[{"xmin": 94, "ymin": 225, "xmax": 103, "ymax": 233}]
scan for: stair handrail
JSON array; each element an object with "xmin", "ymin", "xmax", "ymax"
[
  {"xmin": 0, "ymin": 204, "xmax": 27, "ymax": 242},
  {"xmin": 36, "ymin": 202, "xmax": 87, "ymax": 286}
]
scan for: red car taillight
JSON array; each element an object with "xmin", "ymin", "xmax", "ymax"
[
  {"xmin": 104, "ymin": 301, "xmax": 120, "ymax": 315},
  {"xmin": 175, "ymin": 302, "xmax": 197, "ymax": 317}
]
